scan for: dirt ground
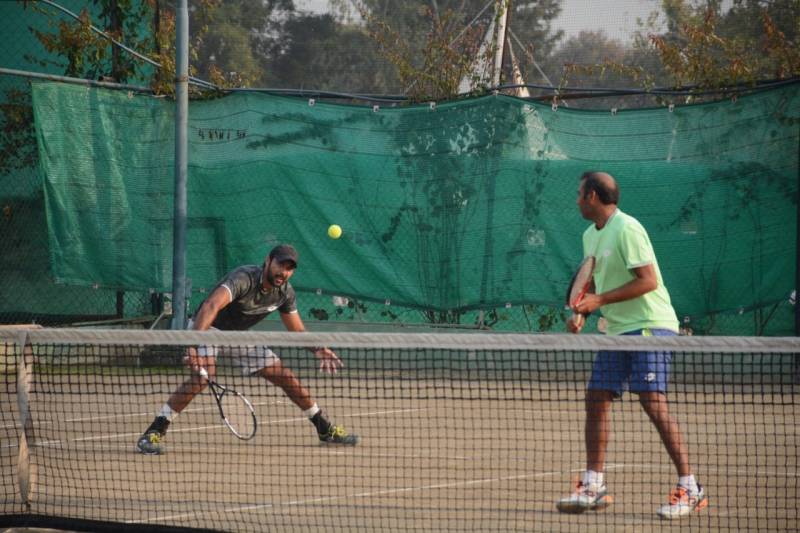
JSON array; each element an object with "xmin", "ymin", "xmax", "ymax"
[{"xmin": 2, "ymin": 368, "xmax": 797, "ymax": 532}]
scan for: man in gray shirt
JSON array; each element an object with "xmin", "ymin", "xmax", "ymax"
[{"xmin": 137, "ymin": 244, "xmax": 358, "ymax": 454}]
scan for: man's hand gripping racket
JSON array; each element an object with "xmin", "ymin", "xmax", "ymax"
[{"xmin": 566, "ymin": 256, "xmax": 595, "ymax": 333}]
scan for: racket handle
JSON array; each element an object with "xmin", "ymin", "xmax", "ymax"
[
  {"xmin": 571, "ymin": 312, "xmax": 586, "ymax": 331},
  {"xmin": 198, "ymin": 368, "xmax": 209, "ymax": 380}
]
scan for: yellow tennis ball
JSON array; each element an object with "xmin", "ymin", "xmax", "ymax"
[{"xmin": 327, "ymin": 224, "xmax": 342, "ymax": 239}]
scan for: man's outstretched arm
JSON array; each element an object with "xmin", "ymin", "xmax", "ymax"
[{"xmin": 280, "ymin": 311, "xmax": 342, "ymax": 373}]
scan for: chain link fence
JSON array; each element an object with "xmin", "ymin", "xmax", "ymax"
[{"xmin": 1, "ymin": 1, "xmax": 797, "ymax": 335}]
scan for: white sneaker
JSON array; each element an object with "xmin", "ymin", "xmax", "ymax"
[
  {"xmin": 656, "ymin": 484, "xmax": 708, "ymax": 519},
  {"xmin": 556, "ymin": 481, "xmax": 613, "ymax": 514}
]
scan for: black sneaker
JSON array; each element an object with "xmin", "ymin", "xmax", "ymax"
[
  {"xmin": 318, "ymin": 424, "xmax": 359, "ymax": 446},
  {"xmin": 136, "ymin": 416, "xmax": 170, "ymax": 455}
]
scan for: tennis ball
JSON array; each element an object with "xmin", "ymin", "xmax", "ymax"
[{"xmin": 327, "ymin": 224, "xmax": 343, "ymax": 239}]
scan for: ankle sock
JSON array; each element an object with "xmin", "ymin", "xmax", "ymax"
[
  {"xmin": 158, "ymin": 404, "xmax": 178, "ymax": 421},
  {"xmin": 582, "ymin": 470, "xmax": 604, "ymax": 486},
  {"xmin": 679, "ymin": 475, "xmax": 699, "ymax": 494}
]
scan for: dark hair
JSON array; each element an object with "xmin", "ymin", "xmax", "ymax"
[{"xmin": 580, "ymin": 171, "xmax": 619, "ymax": 205}]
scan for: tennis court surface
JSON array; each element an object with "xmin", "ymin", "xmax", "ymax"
[{"xmin": 2, "ymin": 329, "xmax": 798, "ymax": 532}]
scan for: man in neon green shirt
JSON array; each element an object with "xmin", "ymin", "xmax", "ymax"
[{"xmin": 556, "ymin": 171, "xmax": 707, "ymax": 519}]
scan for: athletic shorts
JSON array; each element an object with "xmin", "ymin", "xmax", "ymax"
[
  {"xmin": 587, "ymin": 328, "xmax": 676, "ymax": 397},
  {"xmin": 189, "ymin": 321, "xmax": 280, "ymax": 375}
]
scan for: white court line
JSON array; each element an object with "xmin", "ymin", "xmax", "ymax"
[
  {"xmin": 0, "ymin": 407, "xmax": 427, "ymax": 450},
  {"xmin": 0, "ymin": 398, "xmax": 285, "ymax": 430},
  {"xmin": 314, "ymin": 450, "xmax": 477, "ymax": 460},
  {"xmin": 129, "ymin": 460, "xmax": 800, "ymax": 525},
  {"xmin": 127, "ymin": 465, "xmax": 601, "ymax": 524}
]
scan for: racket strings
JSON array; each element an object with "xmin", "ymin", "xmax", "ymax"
[{"xmin": 219, "ymin": 390, "xmax": 257, "ymax": 439}]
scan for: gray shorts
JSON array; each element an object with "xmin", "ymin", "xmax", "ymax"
[{"xmin": 190, "ymin": 322, "xmax": 280, "ymax": 375}]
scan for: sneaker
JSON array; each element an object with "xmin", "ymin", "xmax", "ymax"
[
  {"xmin": 136, "ymin": 416, "xmax": 170, "ymax": 455},
  {"xmin": 318, "ymin": 424, "xmax": 359, "ymax": 446},
  {"xmin": 656, "ymin": 484, "xmax": 708, "ymax": 519},
  {"xmin": 556, "ymin": 481, "xmax": 613, "ymax": 514}
]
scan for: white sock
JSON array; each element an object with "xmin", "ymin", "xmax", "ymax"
[
  {"xmin": 679, "ymin": 475, "xmax": 699, "ymax": 493},
  {"xmin": 303, "ymin": 403, "xmax": 320, "ymax": 418},
  {"xmin": 582, "ymin": 470, "xmax": 604, "ymax": 486},
  {"xmin": 158, "ymin": 404, "xmax": 178, "ymax": 421}
]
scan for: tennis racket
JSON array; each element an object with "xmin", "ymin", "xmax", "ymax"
[
  {"xmin": 199, "ymin": 368, "xmax": 257, "ymax": 440},
  {"xmin": 566, "ymin": 256, "xmax": 596, "ymax": 316}
]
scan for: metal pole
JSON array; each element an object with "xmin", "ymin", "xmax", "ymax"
[
  {"xmin": 171, "ymin": 0, "xmax": 189, "ymax": 330},
  {"xmin": 795, "ymin": 126, "xmax": 800, "ymax": 336},
  {"xmin": 492, "ymin": 0, "xmax": 509, "ymax": 87},
  {"xmin": 0, "ymin": 67, "xmax": 151, "ymax": 92}
]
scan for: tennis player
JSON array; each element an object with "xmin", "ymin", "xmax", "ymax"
[
  {"xmin": 137, "ymin": 244, "xmax": 358, "ymax": 454},
  {"xmin": 556, "ymin": 172, "xmax": 707, "ymax": 519}
]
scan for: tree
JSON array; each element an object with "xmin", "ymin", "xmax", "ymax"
[
  {"xmin": 550, "ymin": 0, "xmax": 800, "ymax": 106},
  {"xmin": 356, "ymin": 3, "xmax": 490, "ymax": 100},
  {"xmin": 2, "ymin": 0, "xmax": 272, "ymax": 175},
  {"xmin": 351, "ymin": 0, "xmax": 563, "ymax": 100},
  {"xmin": 542, "ymin": 29, "xmax": 666, "ymax": 109},
  {"xmin": 0, "ymin": 89, "xmax": 36, "ymax": 175},
  {"xmin": 546, "ymin": 30, "xmax": 629, "ymax": 85},
  {"xmin": 2, "ymin": 0, "xmax": 155, "ymax": 176},
  {"xmin": 23, "ymin": 0, "xmax": 154, "ymax": 83},
  {"xmin": 263, "ymin": 12, "xmax": 396, "ymax": 93},
  {"xmin": 640, "ymin": 0, "xmax": 800, "ymax": 96},
  {"xmin": 189, "ymin": 0, "xmax": 292, "ymax": 87}
]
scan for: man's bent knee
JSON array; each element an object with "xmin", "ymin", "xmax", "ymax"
[{"xmin": 257, "ymin": 361, "xmax": 295, "ymax": 381}]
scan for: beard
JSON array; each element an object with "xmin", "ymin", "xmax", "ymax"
[{"xmin": 265, "ymin": 263, "xmax": 285, "ymax": 286}]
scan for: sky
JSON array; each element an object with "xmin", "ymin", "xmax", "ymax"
[
  {"xmin": 554, "ymin": 0, "xmax": 664, "ymax": 41},
  {"xmin": 296, "ymin": 0, "xmax": 670, "ymax": 43}
]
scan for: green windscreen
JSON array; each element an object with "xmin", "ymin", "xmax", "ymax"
[{"xmin": 31, "ymin": 81, "xmax": 799, "ymax": 318}]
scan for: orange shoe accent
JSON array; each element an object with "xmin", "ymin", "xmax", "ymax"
[
  {"xmin": 668, "ymin": 487, "xmax": 687, "ymax": 505},
  {"xmin": 592, "ymin": 494, "xmax": 613, "ymax": 511},
  {"xmin": 694, "ymin": 496, "xmax": 709, "ymax": 511},
  {"xmin": 668, "ymin": 486, "xmax": 708, "ymax": 512}
]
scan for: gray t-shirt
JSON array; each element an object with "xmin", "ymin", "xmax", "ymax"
[{"xmin": 204, "ymin": 265, "xmax": 297, "ymax": 331}]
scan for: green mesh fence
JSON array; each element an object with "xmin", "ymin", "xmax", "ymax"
[
  {"xmin": 29, "ymin": 80, "xmax": 799, "ymax": 332},
  {"xmin": 0, "ymin": 1, "xmax": 153, "ymax": 325}
]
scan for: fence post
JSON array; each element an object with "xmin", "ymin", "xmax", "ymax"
[{"xmin": 171, "ymin": 0, "xmax": 189, "ymax": 330}]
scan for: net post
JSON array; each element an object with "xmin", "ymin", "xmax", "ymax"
[{"xmin": 14, "ymin": 329, "xmax": 34, "ymax": 509}]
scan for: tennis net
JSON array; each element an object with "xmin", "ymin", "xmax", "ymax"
[{"xmin": 1, "ymin": 328, "xmax": 798, "ymax": 532}]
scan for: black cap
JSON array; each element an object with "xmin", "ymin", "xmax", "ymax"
[{"xmin": 269, "ymin": 244, "xmax": 298, "ymax": 267}]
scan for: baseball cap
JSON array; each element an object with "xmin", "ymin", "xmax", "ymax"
[{"xmin": 268, "ymin": 244, "xmax": 298, "ymax": 267}]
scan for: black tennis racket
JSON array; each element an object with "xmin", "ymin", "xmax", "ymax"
[{"xmin": 199, "ymin": 368, "xmax": 257, "ymax": 440}]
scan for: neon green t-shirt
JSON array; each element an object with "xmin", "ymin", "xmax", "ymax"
[{"xmin": 582, "ymin": 209, "xmax": 679, "ymax": 335}]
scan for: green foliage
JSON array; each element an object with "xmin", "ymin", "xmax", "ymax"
[
  {"xmin": 355, "ymin": 1, "xmax": 491, "ymax": 101},
  {"xmin": 190, "ymin": 0, "xmax": 292, "ymax": 88},
  {"xmin": 150, "ymin": 0, "xmax": 259, "ymax": 95},
  {"xmin": 553, "ymin": 31, "xmax": 658, "ymax": 102},
  {"xmin": 651, "ymin": 3, "xmax": 800, "ymax": 97},
  {"xmin": 23, "ymin": 0, "xmax": 153, "ymax": 83},
  {"xmin": 264, "ymin": 12, "xmax": 394, "ymax": 93},
  {"xmin": 551, "ymin": 1, "xmax": 800, "ymax": 107},
  {"xmin": 0, "ymin": 89, "xmax": 36, "ymax": 175},
  {"xmin": 629, "ymin": 1, "xmax": 796, "ymax": 98},
  {"xmin": 354, "ymin": 0, "xmax": 562, "ymax": 102},
  {"xmin": 15, "ymin": 0, "xmax": 269, "ymax": 95}
]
